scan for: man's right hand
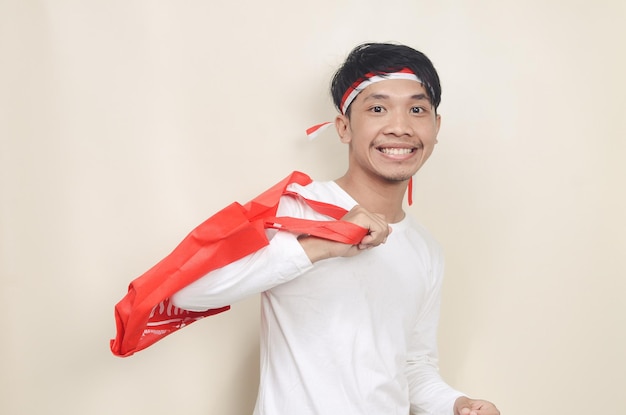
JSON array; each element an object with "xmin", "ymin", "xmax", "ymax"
[{"xmin": 298, "ymin": 205, "xmax": 392, "ymax": 263}]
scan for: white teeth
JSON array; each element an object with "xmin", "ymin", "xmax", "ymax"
[{"xmin": 380, "ymin": 148, "xmax": 414, "ymax": 155}]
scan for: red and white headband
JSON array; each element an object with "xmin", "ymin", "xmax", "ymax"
[
  {"xmin": 306, "ymin": 68, "xmax": 422, "ymax": 139},
  {"xmin": 339, "ymin": 68, "xmax": 421, "ymax": 115}
]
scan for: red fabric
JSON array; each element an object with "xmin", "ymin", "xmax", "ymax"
[
  {"xmin": 110, "ymin": 171, "xmax": 368, "ymax": 357},
  {"xmin": 305, "ymin": 122, "xmax": 333, "ymax": 138}
]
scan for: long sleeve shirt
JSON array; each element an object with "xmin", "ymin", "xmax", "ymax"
[{"xmin": 171, "ymin": 179, "xmax": 463, "ymax": 415}]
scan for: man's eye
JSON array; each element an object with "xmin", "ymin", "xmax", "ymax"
[
  {"xmin": 411, "ymin": 107, "xmax": 424, "ymax": 114},
  {"xmin": 371, "ymin": 106, "xmax": 384, "ymax": 113}
]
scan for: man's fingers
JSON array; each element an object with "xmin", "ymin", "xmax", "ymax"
[{"xmin": 342, "ymin": 205, "xmax": 391, "ymax": 248}]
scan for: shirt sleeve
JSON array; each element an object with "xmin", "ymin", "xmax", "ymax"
[
  {"xmin": 406, "ymin": 248, "xmax": 465, "ymax": 415},
  {"xmin": 170, "ymin": 195, "xmax": 314, "ymax": 311}
]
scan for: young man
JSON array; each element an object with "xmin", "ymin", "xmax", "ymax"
[{"xmin": 172, "ymin": 43, "xmax": 500, "ymax": 415}]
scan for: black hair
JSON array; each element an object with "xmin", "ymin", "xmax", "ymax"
[{"xmin": 330, "ymin": 42, "xmax": 442, "ymax": 116}]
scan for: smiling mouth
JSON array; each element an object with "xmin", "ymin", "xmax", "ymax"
[{"xmin": 377, "ymin": 147, "xmax": 416, "ymax": 155}]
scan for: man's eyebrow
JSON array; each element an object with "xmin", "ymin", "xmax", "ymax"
[
  {"xmin": 410, "ymin": 93, "xmax": 430, "ymax": 101},
  {"xmin": 363, "ymin": 93, "xmax": 390, "ymax": 101}
]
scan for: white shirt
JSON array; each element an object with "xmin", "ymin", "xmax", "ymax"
[{"xmin": 172, "ymin": 180, "xmax": 463, "ymax": 415}]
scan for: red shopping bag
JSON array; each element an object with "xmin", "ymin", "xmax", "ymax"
[{"xmin": 110, "ymin": 171, "xmax": 367, "ymax": 357}]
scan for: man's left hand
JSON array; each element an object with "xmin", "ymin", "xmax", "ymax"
[{"xmin": 454, "ymin": 396, "xmax": 500, "ymax": 415}]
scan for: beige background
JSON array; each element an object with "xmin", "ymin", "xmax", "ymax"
[{"xmin": 1, "ymin": 1, "xmax": 625, "ymax": 414}]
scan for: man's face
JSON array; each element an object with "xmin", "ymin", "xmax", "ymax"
[{"xmin": 336, "ymin": 79, "xmax": 441, "ymax": 183}]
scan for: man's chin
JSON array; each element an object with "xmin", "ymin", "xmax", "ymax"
[{"xmin": 382, "ymin": 174, "xmax": 413, "ymax": 183}]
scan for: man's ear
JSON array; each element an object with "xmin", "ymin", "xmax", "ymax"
[
  {"xmin": 434, "ymin": 113, "xmax": 442, "ymax": 144},
  {"xmin": 335, "ymin": 114, "xmax": 351, "ymax": 144}
]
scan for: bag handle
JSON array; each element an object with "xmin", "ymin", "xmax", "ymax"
[
  {"xmin": 265, "ymin": 190, "xmax": 369, "ymax": 244},
  {"xmin": 264, "ymin": 216, "xmax": 367, "ymax": 244}
]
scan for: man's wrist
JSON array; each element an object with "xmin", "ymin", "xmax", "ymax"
[{"xmin": 297, "ymin": 234, "xmax": 331, "ymax": 263}]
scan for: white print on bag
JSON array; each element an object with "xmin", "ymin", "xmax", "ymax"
[{"xmin": 146, "ymin": 299, "xmax": 202, "ymax": 328}]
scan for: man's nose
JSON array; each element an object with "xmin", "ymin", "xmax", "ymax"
[{"xmin": 383, "ymin": 111, "xmax": 413, "ymax": 136}]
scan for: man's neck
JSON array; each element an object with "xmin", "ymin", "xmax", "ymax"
[{"xmin": 334, "ymin": 172, "xmax": 408, "ymax": 224}]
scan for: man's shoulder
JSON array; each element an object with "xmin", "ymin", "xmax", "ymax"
[{"xmin": 401, "ymin": 214, "xmax": 444, "ymax": 257}]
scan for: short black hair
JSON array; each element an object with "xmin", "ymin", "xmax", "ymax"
[{"xmin": 330, "ymin": 42, "xmax": 442, "ymax": 116}]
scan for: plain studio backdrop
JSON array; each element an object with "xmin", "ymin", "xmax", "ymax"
[{"xmin": 1, "ymin": 1, "xmax": 624, "ymax": 414}]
